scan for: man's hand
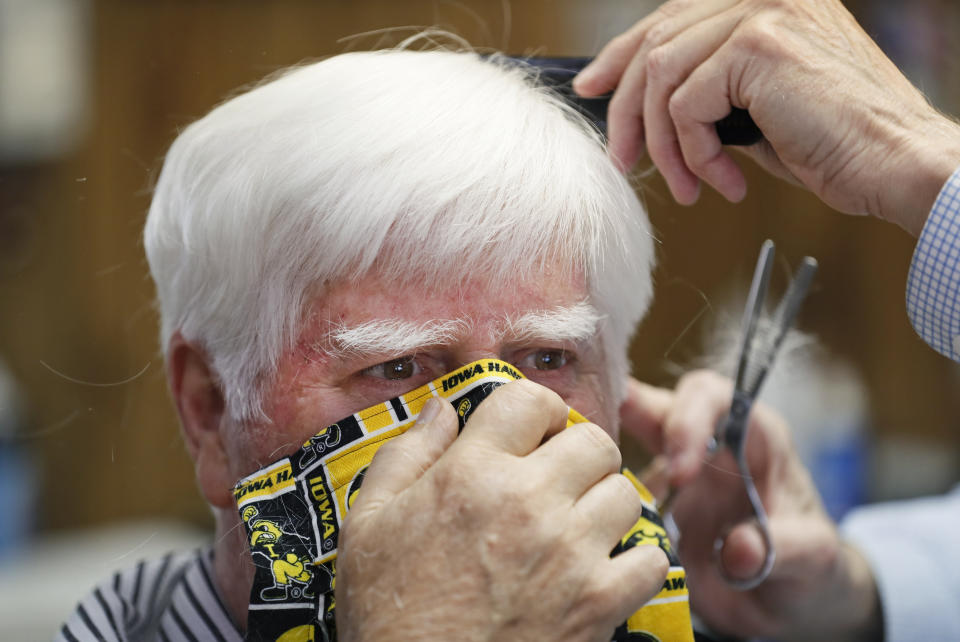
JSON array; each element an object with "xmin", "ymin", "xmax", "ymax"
[
  {"xmin": 574, "ymin": 0, "xmax": 960, "ymax": 235},
  {"xmin": 337, "ymin": 380, "xmax": 669, "ymax": 642},
  {"xmin": 622, "ymin": 372, "xmax": 881, "ymax": 641}
]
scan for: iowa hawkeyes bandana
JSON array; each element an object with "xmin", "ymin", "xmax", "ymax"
[{"xmin": 234, "ymin": 359, "xmax": 694, "ymax": 641}]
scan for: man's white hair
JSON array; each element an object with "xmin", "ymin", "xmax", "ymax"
[{"xmin": 144, "ymin": 49, "xmax": 655, "ymax": 423}]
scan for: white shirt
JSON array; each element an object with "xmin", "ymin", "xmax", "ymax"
[{"xmin": 839, "ymin": 166, "xmax": 960, "ymax": 642}]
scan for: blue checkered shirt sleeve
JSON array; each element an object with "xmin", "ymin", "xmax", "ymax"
[{"xmin": 906, "ymin": 166, "xmax": 960, "ymax": 362}]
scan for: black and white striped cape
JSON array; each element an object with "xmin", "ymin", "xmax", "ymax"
[{"xmin": 57, "ymin": 548, "xmax": 242, "ymax": 642}]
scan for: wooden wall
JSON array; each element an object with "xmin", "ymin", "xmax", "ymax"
[{"xmin": 0, "ymin": 0, "xmax": 957, "ymax": 533}]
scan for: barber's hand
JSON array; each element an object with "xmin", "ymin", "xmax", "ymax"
[
  {"xmin": 574, "ymin": 0, "xmax": 960, "ymax": 235},
  {"xmin": 623, "ymin": 372, "xmax": 880, "ymax": 641},
  {"xmin": 337, "ymin": 380, "xmax": 669, "ymax": 642}
]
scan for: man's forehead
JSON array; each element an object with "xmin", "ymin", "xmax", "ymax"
[{"xmin": 297, "ymin": 264, "xmax": 599, "ymax": 357}]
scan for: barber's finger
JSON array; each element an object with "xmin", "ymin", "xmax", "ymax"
[
  {"xmin": 606, "ymin": 2, "xmax": 742, "ymax": 170},
  {"xmin": 606, "ymin": 48, "xmax": 652, "ymax": 170},
  {"xmin": 643, "ymin": 68, "xmax": 699, "ymax": 201},
  {"xmin": 575, "ymin": 0, "xmax": 739, "ymax": 97},
  {"xmin": 643, "ymin": 12, "xmax": 742, "ymax": 204},
  {"xmin": 664, "ymin": 370, "xmax": 733, "ymax": 485},
  {"xmin": 574, "ymin": 22, "xmax": 649, "ymax": 97},
  {"xmin": 530, "ymin": 421, "xmax": 621, "ymax": 497},
  {"xmin": 351, "ymin": 397, "xmax": 457, "ymax": 511},
  {"xmin": 670, "ymin": 48, "xmax": 748, "ymax": 202},
  {"xmin": 600, "ymin": 545, "xmax": 670, "ymax": 625},
  {"xmin": 575, "ymin": 473, "xmax": 644, "ymax": 550},
  {"xmin": 618, "ymin": 377, "xmax": 674, "ymax": 454},
  {"xmin": 456, "ymin": 379, "xmax": 568, "ymax": 456}
]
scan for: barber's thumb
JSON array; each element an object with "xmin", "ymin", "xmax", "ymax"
[
  {"xmin": 763, "ymin": 515, "xmax": 840, "ymax": 581},
  {"xmin": 352, "ymin": 398, "xmax": 457, "ymax": 509},
  {"xmin": 718, "ymin": 521, "xmax": 768, "ymax": 583}
]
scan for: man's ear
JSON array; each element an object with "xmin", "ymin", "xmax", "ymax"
[{"xmin": 167, "ymin": 332, "xmax": 236, "ymax": 509}]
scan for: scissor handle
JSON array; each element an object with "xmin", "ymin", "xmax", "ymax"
[
  {"xmin": 713, "ymin": 465, "xmax": 777, "ymax": 591},
  {"xmin": 714, "ymin": 390, "xmax": 777, "ymax": 591}
]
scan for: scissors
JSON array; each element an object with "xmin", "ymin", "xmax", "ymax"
[{"xmin": 710, "ymin": 239, "xmax": 818, "ymax": 590}]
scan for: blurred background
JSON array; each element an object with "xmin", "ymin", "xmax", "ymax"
[{"xmin": 1, "ymin": 0, "xmax": 958, "ymax": 635}]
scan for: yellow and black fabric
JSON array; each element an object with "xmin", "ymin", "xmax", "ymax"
[{"xmin": 234, "ymin": 359, "xmax": 694, "ymax": 642}]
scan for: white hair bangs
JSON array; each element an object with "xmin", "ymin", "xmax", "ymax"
[{"xmin": 145, "ymin": 49, "xmax": 654, "ymax": 423}]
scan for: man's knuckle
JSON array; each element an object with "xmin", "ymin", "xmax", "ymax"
[
  {"xmin": 645, "ymin": 21, "xmax": 673, "ymax": 48},
  {"xmin": 578, "ymin": 422, "xmax": 620, "ymax": 465},
  {"xmin": 683, "ymin": 148, "xmax": 712, "ymax": 174},
  {"xmin": 431, "ymin": 460, "xmax": 481, "ymax": 508},
  {"xmin": 613, "ymin": 473, "xmax": 642, "ymax": 508},
  {"xmin": 738, "ymin": 15, "xmax": 792, "ymax": 58},
  {"xmin": 580, "ymin": 580, "xmax": 620, "ymax": 621},
  {"xmin": 761, "ymin": 0, "xmax": 793, "ymax": 14},
  {"xmin": 667, "ymin": 90, "xmax": 689, "ymax": 120},
  {"xmin": 645, "ymin": 45, "xmax": 674, "ymax": 81},
  {"xmin": 656, "ymin": 0, "xmax": 692, "ymax": 20},
  {"xmin": 511, "ymin": 378, "xmax": 562, "ymax": 407},
  {"xmin": 607, "ymin": 32, "xmax": 631, "ymax": 54}
]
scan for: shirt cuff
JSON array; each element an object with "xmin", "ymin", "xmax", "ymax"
[
  {"xmin": 906, "ymin": 165, "xmax": 960, "ymax": 362},
  {"xmin": 841, "ymin": 489, "xmax": 960, "ymax": 642}
]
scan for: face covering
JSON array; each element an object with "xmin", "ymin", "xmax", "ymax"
[{"xmin": 234, "ymin": 359, "xmax": 693, "ymax": 642}]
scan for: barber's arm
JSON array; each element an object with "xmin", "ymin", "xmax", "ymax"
[
  {"xmin": 336, "ymin": 380, "xmax": 668, "ymax": 641},
  {"xmin": 573, "ymin": 0, "xmax": 960, "ymax": 237},
  {"xmin": 621, "ymin": 372, "xmax": 881, "ymax": 641}
]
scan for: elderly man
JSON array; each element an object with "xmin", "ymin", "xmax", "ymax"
[
  {"xmin": 59, "ymin": 49, "xmax": 716, "ymax": 641},
  {"xmin": 61, "ymin": 0, "xmax": 960, "ymax": 639}
]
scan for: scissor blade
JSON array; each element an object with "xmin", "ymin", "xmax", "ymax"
[
  {"xmin": 734, "ymin": 240, "xmax": 775, "ymax": 390},
  {"xmin": 772, "ymin": 256, "xmax": 818, "ymax": 339},
  {"xmin": 744, "ymin": 256, "xmax": 818, "ymax": 396}
]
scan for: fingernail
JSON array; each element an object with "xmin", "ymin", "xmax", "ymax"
[{"xmin": 417, "ymin": 397, "xmax": 441, "ymax": 425}]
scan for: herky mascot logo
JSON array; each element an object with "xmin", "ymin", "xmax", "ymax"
[{"xmin": 242, "ymin": 506, "xmax": 319, "ymax": 603}]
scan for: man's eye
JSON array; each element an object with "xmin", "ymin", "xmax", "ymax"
[
  {"xmin": 531, "ymin": 350, "xmax": 568, "ymax": 371},
  {"xmin": 365, "ymin": 356, "xmax": 419, "ymax": 380}
]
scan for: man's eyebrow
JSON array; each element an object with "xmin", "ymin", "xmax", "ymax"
[
  {"xmin": 323, "ymin": 301, "xmax": 601, "ymax": 359},
  {"xmin": 326, "ymin": 318, "xmax": 469, "ymax": 358},
  {"xmin": 500, "ymin": 300, "xmax": 603, "ymax": 344}
]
